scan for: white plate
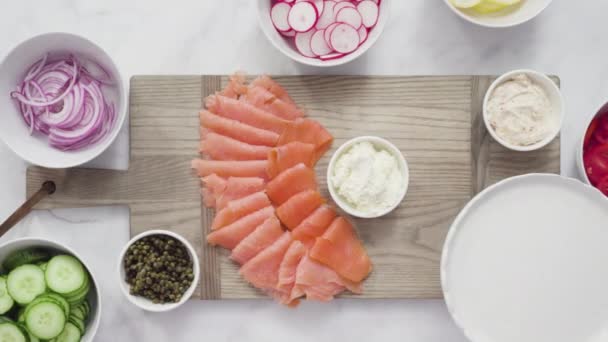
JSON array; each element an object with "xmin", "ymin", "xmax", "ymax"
[{"xmin": 442, "ymin": 174, "xmax": 608, "ymax": 342}]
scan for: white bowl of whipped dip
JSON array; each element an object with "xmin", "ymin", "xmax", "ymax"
[
  {"xmin": 483, "ymin": 69, "xmax": 563, "ymax": 152},
  {"xmin": 327, "ymin": 136, "xmax": 409, "ymax": 219}
]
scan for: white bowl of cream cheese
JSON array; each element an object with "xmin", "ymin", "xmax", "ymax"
[
  {"xmin": 483, "ymin": 69, "xmax": 563, "ymax": 152},
  {"xmin": 327, "ymin": 136, "xmax": 409, "ymax": 219}
]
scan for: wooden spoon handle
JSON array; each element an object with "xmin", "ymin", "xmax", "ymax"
[{"xmin": 0, "ymin": 181, "xmax": 56, "ymax": 237}]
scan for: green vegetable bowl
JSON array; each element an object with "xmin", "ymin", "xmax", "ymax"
[
  {"xmin": 117, "ymin": 230, "xmax": 200, "ymax": 313},
  {"xmin": 0, "ymin": 237, "xmax": 100, "ymax": 342}
]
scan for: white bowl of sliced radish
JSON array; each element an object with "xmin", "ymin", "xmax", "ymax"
[
  {"xmin": 258, "ymin": 0, "xmax": 389, "ymax": 67},
  {"xmin": 0, "ymin": 32, "xmax": 127, "ymax": 168},
  {"xmin": 0, "ymin": 237, "xmax": 100, "ymax": 342}
]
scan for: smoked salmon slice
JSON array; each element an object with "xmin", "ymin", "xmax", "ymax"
[
  {"xmin": 200, "ymin": 111, "xmax": 279, "ymax": 147},
  {"xmin": 216, "ymin": 177, "xmax": 266, "ymax": 210},
  {"xmin": 240, "ymin": 231, "xmax": 292, "ymax": 300},
  {"xmin": 292, "ymin": 205, "xmax": 337, "ymax": 247},
  {"xmin": 294, "ymin": 255, "xmax": 362, "ymax": 302},
  {"xmin": 310, "ymin": 217, "xmax": 372, "ymax": 283},
  {"xmin": 211, "ymin": 191, "xmax": 271, "ymax": 231},
  {"xmin": 266, "ymin": 142, "xmax": 316, "ymax": 179},
  {"xmin": 266, "ymin": 163, "xmax": 317, "ymax": 205},
  {"xmin": 276, "ymin": 190, "xmax": 324, "ymax": 230},
  {"xmin": 218, "ymin": 73, "xmax": 247, "ymax": 99},
  {"xmin": 200, "ymin": 132, "xmax": 271, "ymax": 161},
  {"xmin": 202, "ymin": 175, "xmax": 266, "ymax": 209},
  {"xmin": 241, "ymin": 86, "xmax": 304, "ymax": 121},
  {"xmin": 277, "ymin": 240, "xmax": 307, "ymax": 303},
  {"xmin": 278, "ymin": 118, "xmax": 333, "ymax": 162},
  {"xmin": 201, "ymin": 174, "xmax": 226, "ymax": 208},
  {"xmin": 207, "ymin": 206, "xmax": 275, "ymax": 249},
  {"xmin": 250, "ymin": 75, "xmax": 296, "ymax": 105},
  {"xmin": 206, "ymin": 95, "xmax": 289, "ymax": 134},
  {"xmin": 231, "ymin": 216, "xmax": 284, "ymax": 265},
  {"xmin": 192, "ymin": 159, "xmax": 268, "ymax": 180}
]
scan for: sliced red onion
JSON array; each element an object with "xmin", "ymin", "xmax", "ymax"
[{"xmin": 11, "ymin": 54, "xmax": 116, "ymax": 151}]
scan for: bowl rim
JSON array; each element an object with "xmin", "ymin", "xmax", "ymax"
[
  {"xmin": 442, "ymin": 0, "xmax": 554, "ymax": 28},
  {"xmin": 482, "ymin": 69, "xmax": 563, "ymax": 152},
  {"xmin": 326, "ymin": 135, "xmax": 409, "ymax": 219},
  {"xmin": 117, "ymin": 230, "xmax": 200, "ymax": 312},
  {"xmin": 256, "ymin": 0, "xmax": 390, "ymax": 67},
  {"xmin": 0, "ymin": 236, "xmax": 102, "ymax": 342},
  {"xmin": 0, "ymin": 31, "xmax": 128, "ymax": 169}
]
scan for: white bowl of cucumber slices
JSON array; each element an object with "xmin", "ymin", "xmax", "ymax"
[
  {"xmin": 445, "ymin": 0, "xmax": 553, "ymax": 28},
  {"xmin": 0, "ymin": 237, "xmax": 99, "ymax": 342}
]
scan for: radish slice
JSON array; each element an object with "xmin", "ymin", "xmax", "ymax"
[
  {"xmin": 320, "ymin": 52, "xmax": 345, "ymax": 61},
  {"xmin": 357, "ymin": 26, "xmax": 368, "ymax": 44},
  {"xmin": 336, "ymin": 7, "xmax": 363, "ymax": 29},
  {"xmin": 324, "ymin": 22, "xmax": 341, "ymax": 47},
  {"xmin": 310, "ymin": 29, "xmax": 333, "ymax": 56},
  {"xmin": 316, "ymin": 0, "xmax": 337, "ymax": 29},
  {"xmin": 288, "ymin": 2, "xmax": 318, "ymax": 33},
  {"xmin": 271, "ymin": 2, "xmax": 292, "ymax": 32},
  {"xmin": 296, "ymin": 0, "xmax": 324, "ymax": 15},
  {"xmin": 281, "ymin": 29, "xmax": 296, "ymax": 37},
  {"xmin": 329, "ymin": 23, "xmax": 360, "ymax": 54},
  {"xmin": 333, "ymin": 2, "xmax": 356, "ymax": 15},
  {"xmin": 284, "ymin": 0, "xmax": 295, "ymax": 2},
  {"xmin": 295, "ymin": 30, "xmax": 317, "ymax": 58},
  {"xmin": 357, "ymin": 0, "xmax": 379, "ymax": 28}
]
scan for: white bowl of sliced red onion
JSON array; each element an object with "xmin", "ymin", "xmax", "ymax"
[
  {"xmin": 0, "ymin": 32, "xmax": 127, "ymax": 168},
  {"xmin": 258, "ymin": 0, "xmax": 388, "ymax": 67}
]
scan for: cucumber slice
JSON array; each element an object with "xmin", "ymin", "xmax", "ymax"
[
  {"xmin": 16, "ymin": 309, "xmax": 25, "ymax": 323},
  {"xmin": 38, "ymin": 294, "xmax": 69, "ymax": 318},
  {"xmin": 70, "ymin": 306, "xmax": 85, "ymax": 321},
  {"xmin": 38, "ymin": 263, "xmax": 48, "ymax": 272},
  {"xmin": 0, "ymin": 322, "xmax": 27, "ymax": 342},
  {"xmin": 27, "ymin": 331, "xmax": 40, "ymax": 342},
  {"xmin": 53, "ymin": 322, "xmax": 81, "ymax": 342},
  {"xmin": 7, "ymin": 265, "xmax": 46, "ymax": 305},
  {"xmin": 78, "ymin": 301, "xmax": 89, "ymax": 319},
  {"xmin": 0, "ymin": 278, "xmax": 14, "ymax": 315},
  {"xmin": 24, "ymin": 302, "xmax": 65, "ymax": 340},
  {"xmin": 3, "ymin": 249, "xmax": 50, "ymax": 272},
  {"xmin": 67, "ymin": 316, "xmax": 84, "ymax": 336},
  {"xmin": 45, "ymin": 256, "xmax": 86, "ymax": 295},
  {"xmin": 64, "ymin": 274, "xmax": 89, "ymax": 300}
]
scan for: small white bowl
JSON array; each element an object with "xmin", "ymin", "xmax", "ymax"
[
  {"xmin": 483, "ymin": 69, "xmax": 563, "ymax": 152},
  {"xmin": 327, "ymin": 136, "xmax": 409, "ymax": 219},
  {"xmin": 443, "ymin": 0, "xmax": 553, "ymax": 28},
  {"xmin": 0, "ymin": 237, "xmax": 101, "ymax": 342},
  {"xmin": 118, "ymin": 230, "xmax": 200, "ymax": 313},
  {"xmin": 256, "ymin": 0, "xmax": 390, "ymax": 67},
  {"xmin": 576, "ymin": 102, "xmax": 608, "ymax": 185},
  {"xmin": 0, "ymin": 32, "xmax": 128, "ymax": 169}
]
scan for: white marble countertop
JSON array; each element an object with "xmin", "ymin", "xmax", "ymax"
[{"xmin": 0, "ymin": 1, "xmax": 606, "ymax": 341}]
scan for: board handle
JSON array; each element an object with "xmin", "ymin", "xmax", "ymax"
[{"xmin": 0, "ymin": 181, "xmax": 56, "ymax": 237}]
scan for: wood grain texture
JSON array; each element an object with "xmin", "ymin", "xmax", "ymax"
[{"xmin": 26, "ymin": 75, "xmax": 560, "ymax": 300}]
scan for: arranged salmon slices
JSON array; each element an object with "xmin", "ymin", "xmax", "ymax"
[
  {"xmin": 278, "ymin": 118, "xmax": 334, "ymax": 162},
  {"xmin": 200, "ymin": 111, "xmax": 279, "ymax": 147},
  {"xmin": 193, "ymin": 74, "xmax": 371, "ymax": 306},
  {"xmin": 266, "ymin": 163, "xmax": 317, "ymax": 205},
  {"xmin": 310, "ymin": 217, "xmax": 373, "ymax": 283},
  {"xmin": 241, "ymin": 86, "xmax": 304, "ymax": 121},
  {"xmin": 207, "ymin": 206, "xmax": 275, "ymax": 249},
  {"xmin": 231, "ymin": 216, "xmax": 284, "ymax": 265},
  {"xmin": 292, "ymin": 205, "xmax": 337, "ymax": 247},
  {"xmin": 276, "ymin": 190, "xmax": 325, "ymax": 230},
  {"xmin": 267, "ymin": 142, "xmax": 316, "ymax": 179},
  {"xmin": 211, "ymin": 191, "xmax": 271, "ymax": 230}
]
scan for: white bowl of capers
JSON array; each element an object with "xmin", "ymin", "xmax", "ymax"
[{"xmin": 117, "ymin": 230, "xmax": 200, "ymax": 312}]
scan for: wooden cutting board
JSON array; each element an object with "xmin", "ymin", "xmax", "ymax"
[{"xmin": 26, "ymin": 75, "xmax": 560, "ymax": 300}]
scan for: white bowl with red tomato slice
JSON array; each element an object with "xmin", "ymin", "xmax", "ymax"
[{"xmin": 578, "ymin": 102, "xmax": 608, "ymax": 196}]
